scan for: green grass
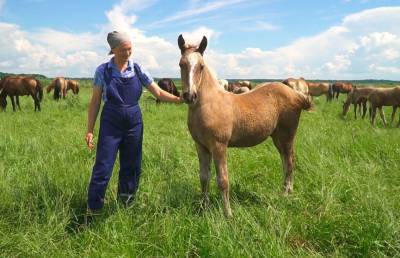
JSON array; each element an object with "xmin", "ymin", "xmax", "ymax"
[{"xmin": 0, "ymin": 81, "xmax": 399, "ymax": 257}]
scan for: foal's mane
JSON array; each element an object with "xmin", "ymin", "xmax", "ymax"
[{"xmin": 199, "ymin": 59, "xmax": 220, "ymax": 91}]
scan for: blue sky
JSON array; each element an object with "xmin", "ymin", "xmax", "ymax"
[{"xmin": 0, "ymin": 0, "xmax": 399, "ymax": 79}]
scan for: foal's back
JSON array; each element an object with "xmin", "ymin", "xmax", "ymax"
[
  {"xmin": 369, "ymin": 86, "xmax": 400, "ymax": 106},
  {"xmin": 227, "ymin": 82, "xmax": 310, "ymax": 147}
]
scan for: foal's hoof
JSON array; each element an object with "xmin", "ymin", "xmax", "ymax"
[
  {"xmin": 224, "ymin": 209, "xmax": 233, "ymax": 219},
  {"xmin": 282, "ymin": 189, "xmax": 293, "ymax": 197},
  {"xmin": 200, "ymin": 197, "xmax": 210, "ymax": 209}
]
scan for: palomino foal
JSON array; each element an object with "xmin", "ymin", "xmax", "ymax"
[{"xmin": 178, "ymin": 34, "xmax": 312, "ymax": 217}]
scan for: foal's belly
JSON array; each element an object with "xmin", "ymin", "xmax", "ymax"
[
  {"xmin": 228, "ymin": 125, "xmax": 275, "ymax": 147},
  {"xmin": 228, "ymin": 134, "xmax": 269, "ymax": 147}
]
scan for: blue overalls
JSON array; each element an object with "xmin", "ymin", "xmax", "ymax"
[{"xmin": 88, "ymin": 63, "xmax": 144, "ymax": 210}]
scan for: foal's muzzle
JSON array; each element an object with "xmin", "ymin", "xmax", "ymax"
[{"xmin": 182, "ymin": 92, "xmax": 197, "ymax": 104}]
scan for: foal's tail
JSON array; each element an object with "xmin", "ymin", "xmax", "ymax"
[
  {"xmin": 297, "ymin": 92, "xmax": 313, "ymax": 112},
  {"xmin": 54, "ymin": 83, "xmax": 61, "ymax": 100}
]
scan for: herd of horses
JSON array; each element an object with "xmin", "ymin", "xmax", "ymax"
[
  {"xmin": 0, "ymin": 76, "xmax": 80, "ymax": 111},
  {"xmin": 1, "ymin": 34, "xmax": 399, "ymax": 218}
]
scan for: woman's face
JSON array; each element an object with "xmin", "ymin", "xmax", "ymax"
[{"xmin": 113, "ymin": 41, "xmax": 132, "ymax": 60}]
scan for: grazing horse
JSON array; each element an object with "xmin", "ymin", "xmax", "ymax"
[
  {"xmin": 0, "ymin": 76, "xmax": 43, "ymax": 111},
  {"xmin": 156, "ymin": 78, "xmax": 180, "ymax": 104},
  {"xmin": 67, "ymin": 79, "xmax": 80, "ymax": 95},
  {"xmin": 368, "ymin": 86, "xmax": 400, "ymax": 127},
  {"xmin": 342, "ymin": 87, "xmax": 376, "ymax": 119},
  {"xmin": 307, "ymin": 82, "xmax": 332, "ymax": 101},
  {"xmin": 218, "ymin": 79, "xmax": 229, "ymax": 90},
  {"xmin": 0, "ymin": 76, "xmax": 22, "ymax": 110},
  {"xmin": 178, "ymin": 34, "xmax": 312, "ymax": 217},
  {"xmin": 332, "ymin": 82, "xmax": 353, "ymax": 100},
  {"xmin": 47, "ymin": 77, "xmax": 68, "ymax": 100},
  {"xmin": 227, "ymin": 82, "xmax": 251, "ymax": 94},
  {"xmin": 282, "ymin": 77, "xmax": 309, "ymax": 96},
  {"xmin": 238, "ymin": 80, "xmax": 252, "ymax": 89}
]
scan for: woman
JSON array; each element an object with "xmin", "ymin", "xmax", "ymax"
[{"xmin": 85, "ymin": 31, "xmax": 181, "ymax": 212}]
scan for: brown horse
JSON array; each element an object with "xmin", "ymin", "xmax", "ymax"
[
  {"xmin": 238, "ymin": 80, "xmax": 252, "ymax": 89},
  {"xmin": 0, "ymin": 76, "xmax": 21, "ymax": 110},
  {"xmin": 178, "ymin": 34, "xmax": 311, "ymax": 217},
  {"xmin": 307, "ymin": 82, "xmax": 333, "ymax": 101},
  {"xmin": 368, "ymin": 86, "xmax": 400, "ymax": 127},
  {"xmin": 332, "ymin": 82, "xmax": 353, "ymax": 99},
  {"xmin": 156, "ymin": 78, "xmax": 180, "ymax": 104},
  {"xmin": 227, "ymin": 82, "xmax": 251, "ymax": 94},
  {"xmin": 0, "ymin": 76, "xmax": 43, "ymax": 111},
  {"xmin": 342, "ymin": 87, "xmax": 376, "ymax": 119},
  {"xmin": 282, "ymin": 77, "xmax": 309, "ymax": 96},
  {"xmin": 67, "ymin": 79, "xmax": 80, "ymax": 95},
  {"xmin": 47, "ymin": 77, "xmax": 68, "ymax": 100}
]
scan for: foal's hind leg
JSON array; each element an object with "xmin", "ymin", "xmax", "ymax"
[
  {"xmin": 272, "ymin": 124, "xmax": 298, "ymax": 195},
  {"xmin": 211, "ymin": 142, "xmax": 232, "ymax": 218},
  {"xmin": 397, "ymin": 107, "xmax": 400, "ymax": 128},
  {"xmin": 16, "ymin": 96, "xmax": 21, "ymax": 110},
  {"xmin": 371, "ymin": 106, "xmax": 377, "ymax": 126},
  {"xmin": 195, "ymin": 143, "xmax": 212, "ymax": 208},
  {"xmin": 362, "ymin": 102, "xmax": 367, "ymax": 119},
  {"xmin": 31, "ymin": 93, "xmax": 40, "ymax": 112},
  {"xmin": 379, "ymin": 107, "xmax": 387, "ymax": 126}
]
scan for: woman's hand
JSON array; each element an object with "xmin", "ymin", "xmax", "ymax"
[{"xmin": 85, "ymin": 132, "xmax": 95, "ymax": 150}]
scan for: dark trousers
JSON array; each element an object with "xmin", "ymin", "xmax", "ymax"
[{"xmin": 87, "ymin": 104, "xmax": 143, "ymax": 210}]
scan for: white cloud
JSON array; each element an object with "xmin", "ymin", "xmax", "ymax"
[
  {"xmin": 0, "ymin": 22, "xmax": 105, "ymax": 77},
  {"xmin": 206, "ymin": 6, "xmax": 400, "ymax": 80},
  {"xmin": 0, "ymin": 4, "xmax": 399, "ymax": 80}
]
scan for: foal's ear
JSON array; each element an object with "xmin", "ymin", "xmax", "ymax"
[
  {"xmin": 197, "ymin": 36, "xmax": 207, "ymax": 55},
  {"xmin": 178, "ymin": 34, "xmax": 185, "ymax": 51}
]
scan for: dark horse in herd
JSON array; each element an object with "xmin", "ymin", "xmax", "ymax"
[
  {"xmin": 178, "ymin": 34, "xmax": 311, "ymax": 217},
  {"xmin": 0, "ymin": 76, "xmax": 43, "ymax": 111},
  {"xmin": 332, "ymin": 82, "xmax": 353, "ymax": 99},
  {"xmin": 157, "ymin": 78, "xmax": 180, "ymax": 104}
]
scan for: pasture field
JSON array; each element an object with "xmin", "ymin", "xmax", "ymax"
[{"xmin": 0, "ymin": 80, "xmax": 399, "ymax": 257}]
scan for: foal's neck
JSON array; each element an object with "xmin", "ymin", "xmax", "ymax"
[{"xmin": 199, "ymin": 65, "xmax": 219, "ymax": 92}]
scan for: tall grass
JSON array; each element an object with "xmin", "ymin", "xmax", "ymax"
[{"xmin": 0, "ymin": 81, "xmax": 399, "ymax": 257}]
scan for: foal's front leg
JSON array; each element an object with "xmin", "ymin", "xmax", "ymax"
[
  {"xmin": 212, "ymin": 143, "xmax": 232, "ymax": 218},
  {"xmin": 10, "ymin": 96, "xmax": 16, "ymax": 112},
  {"xmin": 195, "ymin": 143, "xmax": 211, "ymax": 208},
  {"xmin": 390, "ymin": 106, "xmax": 397, "ymax": 127},
  {"xmin": 353, "ymin": 103, "xmax": 357, "ymax": 119}
]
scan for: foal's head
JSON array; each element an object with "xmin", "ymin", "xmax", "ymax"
[
  {"xmin": 342, "ymin": 89, "xmax": 355, "ymax": 116},
  {"xmin": 178, "ymin": 34, "xmax": 208, "ymax": 104}
]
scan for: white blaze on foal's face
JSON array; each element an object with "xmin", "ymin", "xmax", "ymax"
[{"xmin": 188, "ymin": 53, "xmax": 201, "ymax": 92}]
